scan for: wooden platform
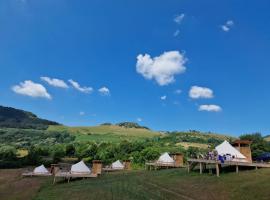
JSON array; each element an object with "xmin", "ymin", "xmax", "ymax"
[
  {"xmin": 53, "ymin": 172, "xmax": 97, "ymax": 184},
  {"xmin": 22, "ymin": 172, "xmax": 52, "ymax": 177},
  {"xmin": 187, "ymin": 158, "xmax": 270, "ymax": 177},
  {"xmin": 145, "ymin": 162, "xmax": 182, "ymax": 170},
  {"xmin": 102, "ymin": 168, "xmax": 124, "ymax": 172}
]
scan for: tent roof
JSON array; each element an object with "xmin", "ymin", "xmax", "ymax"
[
  {"xmin": 157, "ymin": 152, "xmax": 175, "ymax": 163},
  {"xmin": 33, "ymin": 164, "xmax": 49, "ymax": 174},
  {"xmin": 112, "ymin": 160, "xmax": 124, "ymax": 169},
  {"xmin": 71, "ymin": 161, "xmax": 91, "ymax": 174},
  {"xmin": 215, "ymin": 140, "xmax": 246, "ymax": 159}
]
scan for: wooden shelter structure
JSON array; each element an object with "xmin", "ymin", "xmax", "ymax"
[
  {"xmin": 123, "ymin": 160, "xmax": 131, "ymax": 170},
  {"xmin": 187, "ymin": 158, "xmax": 270, "ymax": 177},
  {"xmin": 232, "ymin": 140, "xmax": 252, "ymax": 162},
  {"xmin": 53, "ymin": 161, "xmax": 97, "ymax": 184},
  {"xmin": 171, "ymin": 153, "xmax": 184, "ymax": 167},
  {"xmin": 187, "ymin": 140, "xmax": 270, "ymax": 177},
  {"xmin": 145, "ymin": 152, "xmax": 184, "ymax": 170},
  {"xmin": 92, "ymin": 160, "xmax": 102, "ymax": 175}
]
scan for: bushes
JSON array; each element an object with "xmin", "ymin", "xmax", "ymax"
[
  {"xmin": 0, "ymin": 145, "xmax": 17, "ymax": 161},
  {"xmin": 240, "ymin": 133, "xmax": 270, "ymax": 159}
]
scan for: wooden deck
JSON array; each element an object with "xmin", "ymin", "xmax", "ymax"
[
  {"xmin": 102, "ymin": 168, "xmax": 124, "ymax": 172},
  {"xmin": 187, "ymin": 158, "xmax": 270, "ymax": 177},
  {"xmin": 53, "ymin": 172, "xmax": 97, "ymax": 184},
  {"xmin": 22, "ymin": 172, "xmax": 52, "ymax": 177},
  {"xmin": 145, "ymin": 162, "xmax": 182, "ymax": 170}
]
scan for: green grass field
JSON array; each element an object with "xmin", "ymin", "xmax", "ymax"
[
  {"xmin": 2, "ymin": 168, "xmax": 270, "ymax": 200},
  {"xmin": 48, "ymin": 125, "xmax": 161, "ymax": 142}
]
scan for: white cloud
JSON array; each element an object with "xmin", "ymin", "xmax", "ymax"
[
  {"xmin": 221, "ymin": 20, "xmax": 234, "ymax": 32},
  {"xmin": 68, "ymin": 79, "xmax": 93, "ymax": 93},
  {"xmin": 41, "ymin": 77, "xmax": 69, "ymax": 88},
  {"xmin": 175, "ymin": 89, "xmax": 182, "ymax": 94},
  {"xmin": 79, "ymin": 111, "xmax": 85, "ymax": 116},
  {"xmin": 137, "ymin": 118, "xmax": 142, "ymax": 122},
  {"xmin": 136, "ymin": 51, "xmax": 187, "ymax": 86},
  {"xmin": 12, "ymin": 80, "xmax": 51, "ymax": 99},
  {"xmin": 189, "ymin": 86, "xmax": 214, "ymax": 99},
  {"xmin": 173, "ymin": 29, "xmax": 180, "ymax": 37},
  {"xmin": 98, "ymin": 87, "xmax": 110, "ymax": 96},
  {"xmin": 161, "ymin": 95, "xmax": 167, "ymax": 100},
  {"xmin": 199, "ymin": 105, "xmax": 222, "ymax": 112},
  {"xmin": 174, "ymin": 14, "xmax": 185, "ymax": 24}
]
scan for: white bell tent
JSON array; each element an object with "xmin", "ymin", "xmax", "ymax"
[
  {"xmin": 33, "ymin": 165, "xmax": 50, "ymax": 174},
  {"xmin": 111, "ymin": 160, "xmax": 124, "ymax": 169},
  {"xmin": 215, "ymin": 140, "xmax": 247, "ymax": 162},
  {"xmin": 157, "ymin": 152, "xmax": 175, "ymax": 164},
  {"xmin": 71, "ymin": 161, "xmax": 91, "ymax": 174}
]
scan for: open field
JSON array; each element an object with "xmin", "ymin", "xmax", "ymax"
[
  {"xmin": 1, "ymin": 168, "xmax": 270, "ymax": 200},
  {"xmin": 48, "ymin": 125, "xmax": 161, "ymax": 142},
  {"xmin": 175, "ymin": 142, "xmax": 209, "ymax": 149}
]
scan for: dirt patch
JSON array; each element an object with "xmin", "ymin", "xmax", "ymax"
[{"xmin": 0, "ymin": 168, "xmax": 46, "ymax": 200}]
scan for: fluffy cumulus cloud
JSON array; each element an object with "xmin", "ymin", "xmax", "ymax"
[
  {"xmin": 12, "ymin": 80, "xmax": 51, "ymax": 99},
  {"xmin": 136, "ymin": 51, "xmax": 187, "ymax": 86},
  {"xmin": 41, "ymin": 77, "xmax": 69, "ymax": 88},
  {"xmin": 98, "ymin": 87, "xmax": 110, "ymax": 96},
  {"xmin": 160, "ymin": 95, "xmax": 167, "ymax": 100},
  {"xmin": 174, "ymin": 14, "xmax": 185, "ymax": 24},
  {"xmin": 189, "ymin": 86, "xmax": 214, "ymax": 99},
  {"xmin": 221, "ymin": 20, "xmax": 234, "ymax": 32},
  {"xmin": 68, "ymin": 79, "xmax": 93, "ymax": 93},
  {"xmin": 199, "ymin": 104, "xmax": 222, "ymax": 112}
]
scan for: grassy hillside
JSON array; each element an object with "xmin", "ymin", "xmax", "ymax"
[
  {"xmin": 48, "ymin": 125, "xmax": 161, "ymax": 142},
  {"xmin": 2, "ymin": 168, "xmax": 270, "ymax": 200}
]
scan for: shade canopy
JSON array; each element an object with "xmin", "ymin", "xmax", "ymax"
[
  {"xmin": 157, "ymin": 152, "xmax": 175, "ymax": 164},
  {"xmin": 71, "ymin": 161, "xmax": 91, "ymax": 174},
  {"xmin": 215, "ymin": 140, "xmax": 246, "ymax": 161},
  {"xmin": 112, "ymin": 160, "xmax": 124, "ymax": 169},
  {"xmin": 33, "ymin": 165, "xmax": 50, "ymax": 174}
]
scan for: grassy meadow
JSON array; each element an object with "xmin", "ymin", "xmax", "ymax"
[
  {"xmin": 47, "ymin": 125, "xmax": 161, "ymax": 142},
  {"xmin": 1, "ymin": 168, "xmax": 270, "ymax": 200}
]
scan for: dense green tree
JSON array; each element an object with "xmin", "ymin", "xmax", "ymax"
[{"xmin": 240, "ymin": 133, "xmax": 270, "ymax": 158}]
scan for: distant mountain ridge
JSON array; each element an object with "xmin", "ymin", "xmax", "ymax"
[{"xmin": 0, "ymin": 105, "xmax": 59, "ymax": 130}]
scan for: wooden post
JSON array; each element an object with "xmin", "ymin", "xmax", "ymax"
[
  {"xmin": 187, "ymin": 162, "xmax": 190, "ymax": 173},
  {"xmin": 199, "ymin": 162, "xmax": 203, "ymax": 174},
  {"xmin": 236, "ymin": 165, "xmax": 239, "ymax": 173},
  {"xmin": 215, "ymin": 163, "xmax": 220, "ymax": 177}
]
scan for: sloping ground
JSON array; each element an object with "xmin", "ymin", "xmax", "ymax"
[
  {"xmin": 0, "ymin": 169, "xmax": 45, "ymax": 200},
  {"xmin": 176, "ymin": 142, "xmax": 209, "ymax": 149},
  {"xmin": 264, "ymin": 135, "xmax": 270, "ymax": 142},
  {"xmin": 48, "ymin": 125, "xmax": 161, "ymax": 142},
  {"xmin": 32, "ymin": 168, "xmax": 270, "ymax": 200}
]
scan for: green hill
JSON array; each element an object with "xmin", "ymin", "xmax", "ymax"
[
  {"xmin": 48, "ymin": 124, "xmax": 161, "ymax": 142},
  {"xmin": 0, "ymin": 106, "xmax": 59, "ymax": 130}
]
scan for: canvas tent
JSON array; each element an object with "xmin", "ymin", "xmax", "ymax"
[
  {"xmin": 71, "ymin": 161, "xmax": 91, "ymax": 174},
  {"xmin": 111, "ymin": 160, "xmax": 124, "ymax": 169},
  {"xmin": 215, "ymin": 140, "xmax": 247, "ymax": 162},
  {"xmin": 33, "ymin": 165, "xmax": 50, "ymax": 174},
  {"xmin": 157, "ymin": 152, "xmax": 175, "ymax": 164}
]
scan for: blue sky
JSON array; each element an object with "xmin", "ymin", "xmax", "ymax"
[{"xmin": 0, "ymin": 0, "xmax": 270, "ymax": 136}]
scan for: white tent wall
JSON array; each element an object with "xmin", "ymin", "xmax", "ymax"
[
  {"xmin": 112, "ymin": 160, "xmax": 124, "ymax": 169},
  {"xmin": 71, "ymin": 161, "xmax": 91, "ymax": 174},
  {"xmin": 33, "ymin": 165, "xmax": 50, "ymax": 174},
  {"xmin": 215, "ymin": 140, "xmax": 247, "ymax": 162},
  {"xmin": 157, "ymin": 152, "xmax": 175, "ymax": 164}
]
